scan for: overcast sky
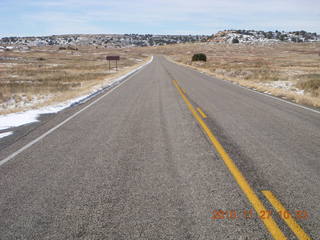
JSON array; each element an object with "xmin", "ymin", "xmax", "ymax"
[{"xmin": 0, "ymin": 0, "xmax": 319, "ymax": 37}]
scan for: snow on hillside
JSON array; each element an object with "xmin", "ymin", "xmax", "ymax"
[
  {"xmin": 0, "ymin": 34, "xmax": 208, "ymax": 48},
  {"xmin": 209, "ymin": 30, "xmax": 320, "ymax": 44}
]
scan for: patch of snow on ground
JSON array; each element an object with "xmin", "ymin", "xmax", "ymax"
[
  {"xmin": 0, "ymin": 63, "xmax": 18, "ymax": 67},
  {"xmin": 263, "ymin": 81, "xmax": 304, "ymax": 95},
  {"xmin": 46, "ymin": 64, "xmax": 61, "ymax": 67},
  {"xmin": 0, "ymin": 56, "xmax": 153, "ymax": 131},
  {"xmin": 0, "ymin": 131, "xmax": 13, "ymax": 139},
  {"xmin": 0, "ymin": 94, "xmax": 54, "ymax": 110}
]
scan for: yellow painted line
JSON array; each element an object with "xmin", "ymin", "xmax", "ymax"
[
  {"xmin": 181, "ymin": 88, "xmax": 186, "ymax": 93},
  {"xmin": 262, "ymin": 190, "xmax": 311, "ymax": 240},
  {"xmin": 172, "ymin": 80, "xmax": 286, "ymax": 240},
  {"xmin": 197, "ymin": 107, "xmax": 207, "ymax": 118}
]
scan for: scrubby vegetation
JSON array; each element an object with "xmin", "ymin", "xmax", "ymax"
[
  {"xmin": 234, "ymin": 30, "xmax": 318, "ymax": 42},
  {"xmin": 297, "ymin": 74, "xmax": 320, "ymax": 96},
  {"xmin": 0, "ymin": 46, "xmax": 149, "ymax": 114},
  {"xmin": 232, "ymin": 38, "xmax": 239, "ymax": 44},
  {"xmin": 148, "ymin": 42, "xmax": 320, "ymax": 107},
  {"xmin": 192, "ymin": 53, "xmax": 207, "ymax": 62}
]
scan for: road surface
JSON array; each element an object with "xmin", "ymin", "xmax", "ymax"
[{"xmin": 0, "ymin": 56, "xmax": 319, "ymax": 239}]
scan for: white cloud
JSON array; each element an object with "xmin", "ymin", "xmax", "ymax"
[{"xmin": 4, "ymin": 0, "xmax": 320, "ymax": 35}]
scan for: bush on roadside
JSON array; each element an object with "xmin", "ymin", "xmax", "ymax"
[
  {"xmin": 67, "ymin": 45, "xmax": 78, "ymax": 51},
  {"xmin": 232, "ymin": 38, "xmax": 239, "ymax": 44},
  {"xmin": 58, "ymin": 46, "xmax": 78, "ymax": 51},
  {"xmin": 192, "ymin": 53, "xmax": 207, "ymax": 62},
  {"xmin": 296, "ymin": 74, "xmax": 320, "ymax": 96}
]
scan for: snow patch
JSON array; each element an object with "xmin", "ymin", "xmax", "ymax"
[
  {"xmin": 0, "ymin": 56, "xmax": 153, "ymax": 131},
  {"xmin": 0, "ymin": 131, "xmax": 13, "ymax": 139},
  {"xmin": 0, "ymin": 94, "xmax": 54, "ymax": 110},
  {"xmin": 0, "ymin": 63, "xmax": 18, "ymax": 66},
  {"xmin": 263, "ymin": 81, "xmax": 304, "ymax": 95}
]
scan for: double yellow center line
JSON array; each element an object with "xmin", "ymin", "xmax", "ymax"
[
  {"xmin": 173, "ymin": 80, "xmax": 311, "ymax": 240},
  {"xmin": 197, "ymin": 107, "xmax": 207, "ymax": 118},
  {"xmin": 262, "ymin": 190, "xmax": 311, "ymax": 240}
]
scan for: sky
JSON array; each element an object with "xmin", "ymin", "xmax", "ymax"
[{"xmin": 0, "ymin": 0, "xmax": 319, "ymax": 37}]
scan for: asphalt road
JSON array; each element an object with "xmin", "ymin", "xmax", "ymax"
[{"xmin": 0, "ymin": 56, "xmax": 319, "ymax": 239}]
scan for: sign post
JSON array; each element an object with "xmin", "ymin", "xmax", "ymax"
[{"xmin": 106, "ymin": 56, "xmax": 120, "ymax": 71}]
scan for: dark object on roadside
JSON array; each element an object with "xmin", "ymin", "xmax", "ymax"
[
  {"xmin": 106, "ymin": 56, "xmax": 120, "ymax": 71},
  {"xmin": 106, "ymin": 56, "xmax": 120, "ymax": 61},
  {"xmin": 37, "ymin": 57, "xmax": 46, "ymax": 61},
  {"xmin": 67, "ymin": 45, "xmax": 78, "ymax": 50},
  {"xmin": 58, "ymin": 46, "xmax": 78, "ymax": 51},
  {"xmin": 232, "ymin": 38, "xmax": 239, "ymax": 44},
  {"xmin": 192, "ymin": 53, "xmax": 207, "ymax": 62}
]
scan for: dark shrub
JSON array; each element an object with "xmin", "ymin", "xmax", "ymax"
[
  {"xmin": 192, "ymin": 53, "xmax": 207, "ymax": 62},
  {"xmin": 67, "ymin": 45, "xmax": 78, "ymax": 50},
  {"xmin": 232, "ymin": 38, "xmax": 239, "ymax": 44},
  {"xmin": 279, "ymin": 34, "xmax": 287, "ymax": 41},
  {"xmin": 296, "ymin": 74, "xmax": 320, "ymax": 92}
]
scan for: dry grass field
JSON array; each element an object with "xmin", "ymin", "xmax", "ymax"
[
  {"xmin": 0, "ymin": 46, "xmax": 149, "ymax": 114},
  {"xmin": 150, "ymin": 42, "xmax": 320, "ymax": 107},
  {"xmin": 1, "ymin": 42, "xmax": 319, "ymax": 115}
]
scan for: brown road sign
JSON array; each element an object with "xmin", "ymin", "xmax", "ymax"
[
  {"xmin": 106, "ymin": 56, "xmax": 120, "ymax": 71},
  {"xmin": 106, "ymin": 56, "xmax": 120, "ymax": 61}
]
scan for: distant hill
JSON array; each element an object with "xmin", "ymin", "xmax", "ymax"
[
  {"xmin": 208, "ymin": 30, "xmax": 320, "ymax": 44},
  {"xmin": 0, "ymin": 34, "xmax": 208, "ymax": 48},
  {"xmin": 1, "ymin": 30, "xmax": 319, "ymax": 49}
]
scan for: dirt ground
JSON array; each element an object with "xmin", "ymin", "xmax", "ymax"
[
  {"xmin": 147, "ymin": 42, "xmax": 320, "ymax": 107},
  {"xmin": 0, "ymin": 45, "xmax": 149, "ymax": 114},
  {"xmin": 1, "ymin": 42, "xmax": 320, "ymax": 114}
]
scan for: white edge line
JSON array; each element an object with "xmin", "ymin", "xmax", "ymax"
[
  {"xmin": 236, "ymin": 84, "xmax": 320, "ymax": 114},
  {"xmin": 0, "ymin": 56, "xmax": 154, "ymax": 167},
  {"xmin": 171, "ymin": 58, "xmax": 320, "ymax": 115}
]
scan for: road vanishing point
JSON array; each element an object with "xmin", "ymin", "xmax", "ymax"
[{"xmin": 0, "ymin": 56, "xmax": 319, "ymax": 239}]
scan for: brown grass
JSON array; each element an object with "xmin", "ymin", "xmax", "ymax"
[
  {"xmin": 146, "ymin": 42, "xmax": 320, "ymax": 107},
  {"xmin": 2, "ymin": 42, "xmax": 320, "ymax": 114},
  {"xmin": 296, "ymin": 74, "xmax": 320, "ymax": 96},
  {"xmin": 0, "ymin": 45, "xmax": 150, "ymax": 114}
]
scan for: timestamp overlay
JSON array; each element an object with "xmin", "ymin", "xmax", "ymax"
[{"xmin": 174, "ymin": 80, "xmax": 314, "ymax": 240}]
